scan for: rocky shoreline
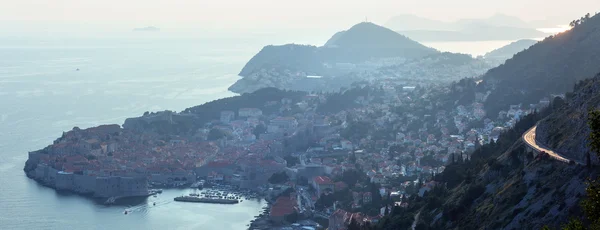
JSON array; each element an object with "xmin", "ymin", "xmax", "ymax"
[{"xmin": 247, "ymin": 201, "xmax": 273, "ymax": 230}]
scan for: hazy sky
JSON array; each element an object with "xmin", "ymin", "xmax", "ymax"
[{"xmin": 1, "ymin": 0, "xmax": 599, "ymax": 34}]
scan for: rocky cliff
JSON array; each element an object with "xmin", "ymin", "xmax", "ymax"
[{"xmin": 537, "ymin": 73, "xmax": 600, "ymax": 163}]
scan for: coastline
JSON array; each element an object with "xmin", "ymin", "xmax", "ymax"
[
  {"xmin": 24, "ymin": 166, "xmax": 157, "ymax": 202},
  {"xmin": 247, "ymin": 199, "xmax": 273, "ymax": 230}
]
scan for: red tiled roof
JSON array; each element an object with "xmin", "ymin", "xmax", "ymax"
[
  {"xmin": 269, "ymin": 196, "xmax": 296, "ymax": 217},
  {"xmin": 314, "ymin": 176, "xmax": 333, "ymax": 185}
]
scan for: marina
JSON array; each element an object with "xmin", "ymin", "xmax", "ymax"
[
  {"xmin": 173, "ymin": 182, "xmax": 264, "ymax": 205},
  {"xmin": 110, "ymin": 188, "xmax": 267, "ymax": 228}
]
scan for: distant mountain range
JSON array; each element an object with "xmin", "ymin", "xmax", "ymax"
[
  {"xmin": 385, "ymin": 14, "xmax": 549, "ymax": 41},
  {"xmin": 484, "ymin": 39, "xmax": 538, "ymax": 59}
]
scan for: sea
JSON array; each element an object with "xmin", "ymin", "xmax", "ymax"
[{"xmin": 0, "ymin": 32, "xmax": 530, "ymax": 230}]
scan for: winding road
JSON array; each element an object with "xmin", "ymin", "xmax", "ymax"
[{"xmin": 522, "ymin": 126, "xmax": 583, "ymax": 164}]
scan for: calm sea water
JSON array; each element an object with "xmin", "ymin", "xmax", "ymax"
[{"xmin": 0, "ymin": 34, "xmax": 515, "ymax": 230}]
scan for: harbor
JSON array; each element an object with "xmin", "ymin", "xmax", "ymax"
[
  {"xmin": 101, "ymin": 187, "xmax": 266, "ymax": 229},
  {"xmin": 173, "ymin": 182, "xmax": 264, "ymax": 205}
]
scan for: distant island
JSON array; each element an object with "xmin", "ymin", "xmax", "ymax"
[
  {"xmin": 385, "ymin": 14, "xmax": 549, "ymax": 41},
  {"xmin": 133, "ymin": 26, "xmax": 160, "ymax": 32}
]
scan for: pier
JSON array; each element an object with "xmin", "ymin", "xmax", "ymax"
[{"xmin": 174, "ymin": 196, "xmax": 239, "ymax": 204}]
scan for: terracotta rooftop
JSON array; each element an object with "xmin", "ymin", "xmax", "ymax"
[{"xmin": 314, "ymin": 176, "xmax": 333, "ymax": 185}]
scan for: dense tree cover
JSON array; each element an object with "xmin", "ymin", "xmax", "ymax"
[
  {"xmin": 284, "ymin": 212, "xmax": 299, "ymax": 224},
  {"xmin": 435, "ymin": 78, "xmax": 479, "ymax": 110},
  {"xmin": 570, "ymin": 13, "xmax": 594, "ymax": 28},
  {"xmin": 320, "ymin": 22, "xmax": 438, "ymax": 63},
  {"xmin": 589, "ymin": 110, "xmax": 600, "ymax": 161},
  {"xmin": 341, "ymin": 121, "xmax": 371, "ymax": 141},
  {"xmin": 296, "ymin": 176, "xmax": 309, "ymax": 186},
  {"xmin": 315, "ymin": 192, "xmax": 336, "ymax": 210},
  {"xmin": 335, "ymin": 169, "xmax": 368, "ymax": 189},
  {"xmin": 268, "ymin": 171, "xmax": 290, "ymax": 184},
  {"xmin": 481, "ymin": 12, "xmax": 600, "ymax": 116},
  {"xmin": 317, "ymin": 86, "xmax": 384, "ymax": 114},
  {"xmin": 252, "ymin": 124, "xmax": 267, "ymax": 138},
  {"xmin": 282, "ymin": 127, "xmax": 314, "ymax": 154},
  {"xmin": 207, "ymin": 128, "xmax": 227, "ymax": 141},
  {"xmin": 283, "ymin": 155, "xmax": 300, "ymax": 167},
  {"xmin": 388, "ymin": 145, "xmax": 407, "ymax": 159},
  {"xmin": 128, "ymin": 88, "xmax": 305, "ymax": 136},
  {"xmin": 185, "ymin": 87, "xmax": 305, "ymax": 117},
  {"xmin": 238, "ymin": 44, "xmax": 323, "ymax": 76},
  {"xmin": 419, "ymin": 154, "xmax": 444, "ymax": 168}
]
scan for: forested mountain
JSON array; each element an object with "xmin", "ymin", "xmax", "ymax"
[
  {"xmin": 484, "ymin": 39, "xmax": 538, "ymax": 59},
  {"xmin": 123, "ymin": 88, "xmax": 306, "ymax": 135},
  {"xmin": 238, "ymin": 44, "xmax": 322, "ymax": 77},
  {"xmin": 482, "ymin": 13, "xmax": 600, "ymax": 116},
  {"xmin": 319, "ymin": 22, "xmax": 438, "ymax": 63},
  {"xmin": 239, "ymin": 22, "xmax": 438, "ymax": 77}
]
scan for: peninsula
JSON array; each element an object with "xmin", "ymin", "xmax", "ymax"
[{"xmin": 229, "ymin": 22, "xmax": 498, "ymax": 94}]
